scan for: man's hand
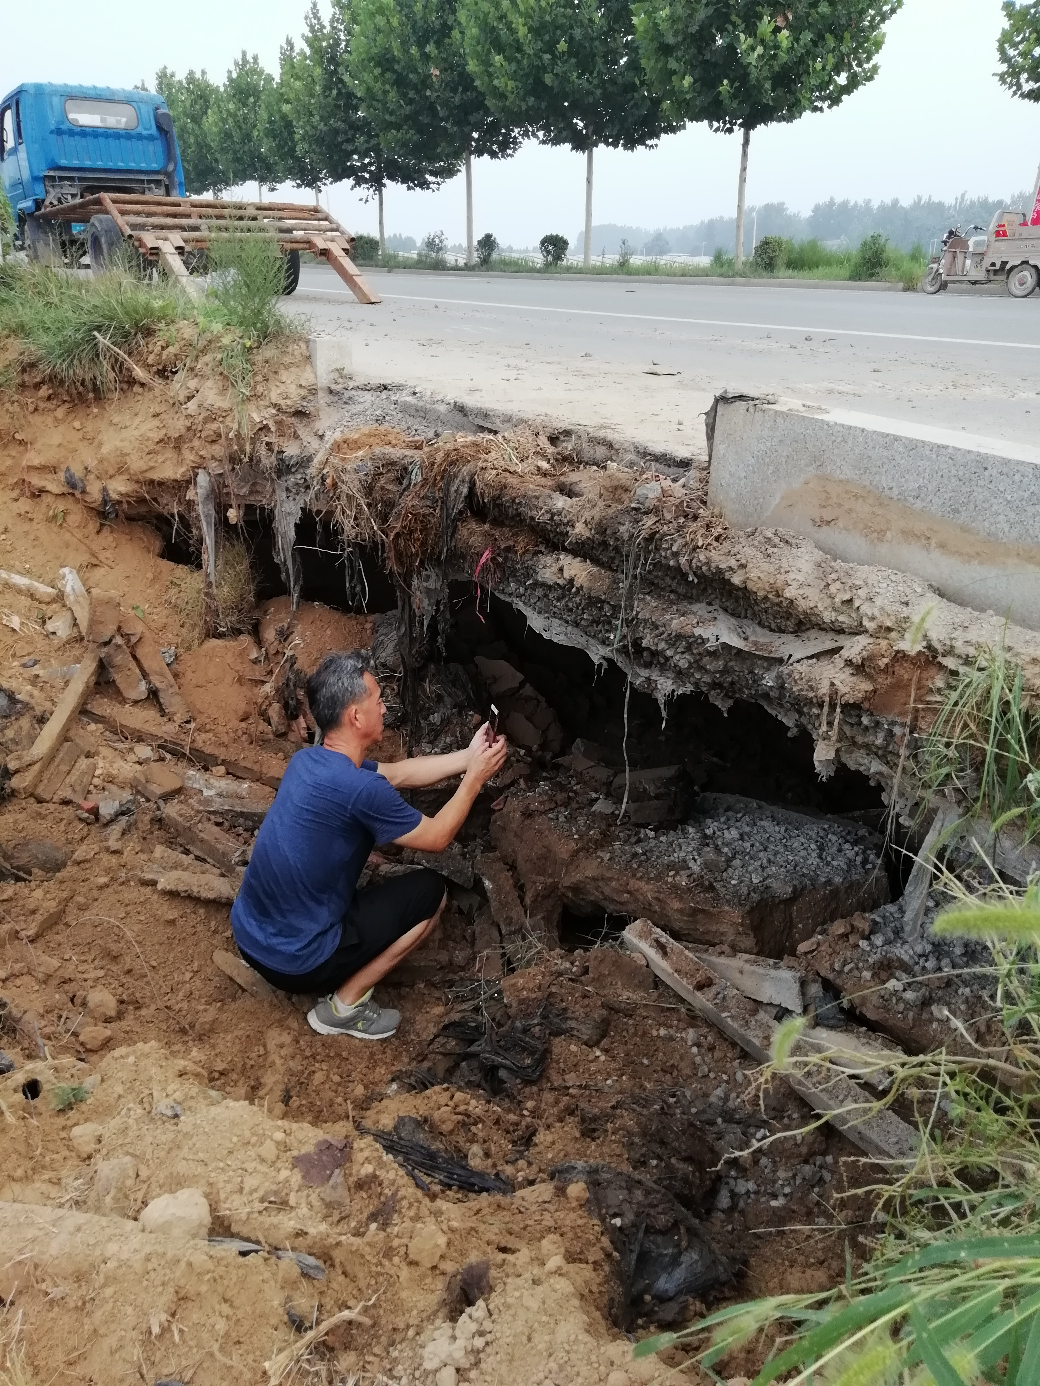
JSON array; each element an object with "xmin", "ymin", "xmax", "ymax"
[
  {"xmin": 468, "ymin": 722, "xmax": 492, "ymax": 762},
  {"xmin": 464, "ymin": 734, "xmax": 508, "ymax": 789}
]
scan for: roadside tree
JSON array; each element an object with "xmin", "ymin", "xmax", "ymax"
[
  {"xmin": 154, "ymin": 68, "xmax": 226, "ymax": 196},
  {"xmin": 206, "ymin": 52, "xmax": 280, "ymax": 201},
  {"xmin": 476, "ymin": 231, "xmax": 498, "ymax": 265},
  {"xmin": 350, "ymin": 0, "xmax": 519, "ymax": 266},
  {"xmin": 998, "ymin": 1, "xmax": 1040, "ymax": 101},
  {"xmin": 539, "ymin": 233, "xmax": 568, "ymax": 265},
  {"xmin": 460, "ymin": 0, "xmax": 680, "ymax": 269},
  {"xmin": 635, "ymin": 0, "xmax": 902, "ymax": 267}
]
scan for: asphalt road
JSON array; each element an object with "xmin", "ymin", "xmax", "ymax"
[{"xmin": 295, "ymin": 264, "xmax": 1040, "ymax": 458}]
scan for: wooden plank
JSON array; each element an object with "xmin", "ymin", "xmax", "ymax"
[
  {"xmin": 323, "ymin": 243, "xmax": 381, "ymax": 305},
  {"xmin": 623, "ymin": 919, "xmax": 918, "ymax": 1162},
  {"xmin": 161, "ymin": 801, "xmax": 251, "ymax": 876},
  {"xmin": 690, "ymin": 948, "xmax": 805, "ymax": 1014},
  {"xmin": 32, "ymin": 741, "xmax": 83, "ymax": 803},
  {"xmin": 213, "ymin": 949, "xmax": 285, "ymax": 1004},
  {"xmin": 0, "ymin": 569, "xmax": 58, "ymax": 604},
  {"xmin": 86, "ymin": 593, "xmax": 122, "ymax": 645},
  {"xmin": 99, "ymin": 635, "xmax": 148, "ymax": 702},
  {"xmin": 154, "ymin": 239, "xmax": 201, "ymax": 298},
  {"xmin": 6, "ymin": 652, "xmax": 100, "ymax": 777},
  {"xmin": 80, "ymin": 697, "xmax": 282, "ymax": 789},
  {"xmin": 57, "ymin": 756, "xmax": 96, "ymax": 804},
  {"xmin": 125, "ymin": 628, "xmax": 192, "ymax": 723},
  {"xmin": 156, "ymin": 871, "xmax": 238, "ymax": 904}
]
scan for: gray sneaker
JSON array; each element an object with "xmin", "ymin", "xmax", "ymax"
[{"xmin": 307, "ymin": 995, "xmax": 400, "ymax": 1040}]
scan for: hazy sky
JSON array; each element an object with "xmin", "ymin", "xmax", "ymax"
[{"xmin": 4, "ymin": 0, "xmax": 1038, "ymax": 245}]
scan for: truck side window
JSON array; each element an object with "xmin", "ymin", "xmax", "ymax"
[
  {"xmin": 14, "ymin": 100, "xmax": 23, "ymax": 144},
  {"xmin": 1, "ymin": 107, "xmax": 13, "ymax": 159}
]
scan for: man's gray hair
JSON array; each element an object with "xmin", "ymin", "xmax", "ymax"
[{"xmin": 306, "ymin": 649, "xmax": 374, "ymax": 734}]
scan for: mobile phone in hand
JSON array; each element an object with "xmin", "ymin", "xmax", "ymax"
[{"xmin": 487, "ymin": 703, "xmax": 499, "ymax": 744}]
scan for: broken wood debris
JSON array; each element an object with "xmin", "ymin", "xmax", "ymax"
[
  {"xmin": 212, "ymin": 949, "xmax": 285, "ymax": 1005},
  {"xmin": 32, "ymin": 740, "xmax": 85, "ymax": 803},
  {"xmin": 98, "ymin": 634, "xmax": 148, "ymax": 702},
  {"xmin": 161, "ymin": 801, "xmax": 250, "ymax": 877},
  {"xmin": 0, "ymin": 568, "xmax": 58, "ymax": 604},
  {"xmin": 623, "ymin": 918, "xmax": 918, "ymax": 1161},
  {"xmin": 130, "ymin": 762, "xmax": 184, "ymax": 802},
  {"xmin": 57, "ymin": 756, "xmax": 96, "ymax": 804},
  {"xmin": 126, "ymin": 628, "xmax": 192, "ymax": 723},
  {"xmin": 57, "ymin": 566, "xmax": 91, "ymax": 638},
  {"xmin": 7, "ymin": 651, "xmax": 100, "ymax": 792},
  {"xmin": 81, "ymin": 697, "xmax": 282, "ymax": 789}
]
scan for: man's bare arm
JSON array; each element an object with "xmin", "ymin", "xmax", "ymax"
[
  {"xmin": 378, "ymin": 748, "xmax": 471, "ymax": 790},
  {"xmin": 394, "ymin": 735, "xmax": 507, "ymax": 852}
]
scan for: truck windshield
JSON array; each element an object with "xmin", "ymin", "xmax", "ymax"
[{"xmin": 64, "ymin": 98, "xmax": 139, "ymax": 131}]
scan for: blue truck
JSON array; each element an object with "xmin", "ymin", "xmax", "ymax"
[{"xmin": 0, "ymin": 81, "xmax": 377, "ymax": 303}]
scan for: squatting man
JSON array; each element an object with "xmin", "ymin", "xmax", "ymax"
[{"xmin": 231, "ymin": 650, "xmax": 507, "ymax": 1039}]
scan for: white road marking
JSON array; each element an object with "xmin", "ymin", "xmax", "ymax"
[{"xmin": 296, "ymin": 283, "xmax": 1040, "ymax": 351}]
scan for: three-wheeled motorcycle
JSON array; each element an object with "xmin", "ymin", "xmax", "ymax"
[{"xmin": 922, "ymin": 165, "xmax": 1040, "ymax": 297}]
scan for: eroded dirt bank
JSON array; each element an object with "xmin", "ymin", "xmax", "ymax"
[{"xmin": 0, "ymin": 357, "xmax": 1032, "ymax": 1384}]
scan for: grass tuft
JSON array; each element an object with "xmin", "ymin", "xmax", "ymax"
[
  {"xmin": 174, "ymin": 537, "xmax": 256, "ymax": 648},
  {"xmin": 0, "ymin": 260, "xmax": 185, "ymax": 394},
  {"xmin": 51, "ymin": 1083, "xmax": 90, "ymax": 1113}
]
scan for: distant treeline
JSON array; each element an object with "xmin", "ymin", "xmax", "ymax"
[{"xmin": 577, "ymin": 192, "xmax": 1033, "ymax": 258}]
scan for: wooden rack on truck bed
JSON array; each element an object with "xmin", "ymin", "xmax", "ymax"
[{"xmin": 35, "ymin": 192, "xmax": 380, "ymax": 304}]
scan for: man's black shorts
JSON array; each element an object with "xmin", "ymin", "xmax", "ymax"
[{"xmin": 239, "ymin": 867, "xmax": 446, "ymax": 996}]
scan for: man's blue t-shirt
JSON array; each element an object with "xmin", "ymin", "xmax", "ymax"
[{"xmin": 231, "ymin": 746, "xmax": 421, "ymax": 974}]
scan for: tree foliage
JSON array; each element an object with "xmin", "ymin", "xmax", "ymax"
[
  {"xmin": 634, "ymin": 0, "xmax": 903, "ymax": 134},
  {"xmin": 205, "ymin": 52, "xmax": 279, "ymax": 195},
  {"xmin": 350, "ymin": 0, "xmax": 517, "ymax": 170},
  {"xmin": 154, "ymin": 67, "xmax": 226, "ymax": 195},
  {"xmin": 998, "ymin": 1, "xmax": 1040, "ymax": 102},
  {"xmin": 459, "ymin": 0, "xmax": 679, "ymax": 154}
]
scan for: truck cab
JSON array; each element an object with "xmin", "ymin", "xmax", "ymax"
[{"xmin": 0, "ymin": 83, "xmax": 183, "ymax": 257}]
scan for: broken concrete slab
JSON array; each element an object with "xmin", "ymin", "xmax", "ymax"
[
  {"xmin": 126, "ymin": 627, "xmax": 192, "ymax": 724},
  {"xmin": 0, "ymin": 568, "xmax": 58, "ymax": 604},
  {"xmin": 32, "ymin": 740, "xmax": 84, "ymax": 803},
  {"xmin": 57, "ymin": 566, "xmax": 91, "ymax": 638},
  {"xmin": 493, "ymin": 790, "xmax": 888, "ymax": 958},
  {"xmin": 131, "ymin": 762, "xmax": 184, "ymax": 802},
  {"xmin": 157, "ymin": 871, "xmax": 238, "ymax": 904},
  {"xmin": 57, "ymin": 755, "xmax": 97, "ymax": 804},
  {"xmin": 706, "ymin": 392, "xmax": 1040, "ymax": 631}
]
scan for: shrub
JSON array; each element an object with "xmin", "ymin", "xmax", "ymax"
[
  {"xmin": 710, "ymin": 247, "xmax": 733, "ymax": 272},
  {"xmin": 616, "ymin": 238, "xmax": 633, "ymax": 270},
  {"xmin": 352, "ymin": 233, "xmax": 380, "ymax": 265},
  {"xmin": 539, "ymin": 233, "xmax": 568, "ymax": 266},
  {"xmin": 852, "ymin": 231, "xmax": 890, "ymax": 281},
  {"xmin": 204, "ymin": 230, "xmax": 290, "ymax": 344},
  {"xmin": 417, "ymin": 230, "xmax": 448, "ymax": 267},
  {"xmin": 475, "ymin": 232, "xmax": 498, "ymax": 267},
  {"xmin": 752, "ymin": 234, "xmax": 786, "ymax": 273}
]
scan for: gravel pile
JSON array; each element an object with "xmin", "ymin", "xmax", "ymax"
[{"xmin": 611, "ymin": 802, "xmax": 882, "ymax": 906}]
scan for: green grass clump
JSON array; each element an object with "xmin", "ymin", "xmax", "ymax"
[
  {"xmin": 918, "ymin": 641, "xmax": 1040, "ymax": 839},
  {"xmin": 52, "ymin": 1083, "xmax": 90, "ymax": 1113},
  {"xmin": 201, "ymin": 230, "xmax": 292, "ymax": 345},
  {"xmin": 0, "ymin": 259, "xmax": 185, "ymax": 393}
]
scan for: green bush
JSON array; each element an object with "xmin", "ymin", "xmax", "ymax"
[
  {"xmin": 352, "ymin": 233, "xmax": 380, "ymax": 265},
  {"xmin": 476, "ymin": 232, "xmax": 498, "ymax": 267},
  {"xmin": 539, "ymin": 233, "xmax": 569, "ymax": 266},
  {"xmin": 783, "ymin": 237, "xmax": 831, "ymax": 271},
  {"xmin": 852, "ymin": 231, "xmax": 890, "ymax": 281},
  {"xmin": 417, "ymin": 230, "xmax": 448, "ymax": 267},
  {"xmin": 710, "ymin": 247, "xmax": 733, "ymax": 272},
  {"xmin": 752, "ymin": 234, "xmax": 786, "ymax": 273},
  {"xmin": 616, "ymin": 237, "xmax": 633, "ymax": 270}
]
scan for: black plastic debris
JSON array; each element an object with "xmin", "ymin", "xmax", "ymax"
[
  {"xmin": 207, "ymin": 1237, "xmax": 325, "ymax": 1280},
  {"xmin": 551, "ymin": 1161, "xmax": 736, "ymax": 1329},
  {"xmin": 99, "ymin": 484, "xmax": 116, "ymax": 523},
  {"xmin": 359, "ymin": 1118, "xmax": 512, "ymax": 1195},
  {"xmin": 63, "ymin": 466, "xmax": 86, "ymax": 493},
  {"xmin": 0, "ymin": 1050, "xmax": 14, "ymax": 1075}
]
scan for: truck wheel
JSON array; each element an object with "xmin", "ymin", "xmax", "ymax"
[
  {"xmin": 921, "ymin": 264, "xmax": 943, "ymax": 294},
  {"xmin": 281, "ymin": 250, "xmax": 301, "ymax": 296},
  {"xmin": 87, "ymin": 215, "xmax": 125, "ymax": 274},
  {"xmin": 24, "ymin": 216, "xmax": 64, "ymax": 267},
  {"xmin": 1007, "ymin": 263, "xmax": 1039, "ymax": 298}
]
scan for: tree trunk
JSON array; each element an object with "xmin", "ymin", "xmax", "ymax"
[
  {"xmin": 734, "ymin": 125, "xmax": 751, "ymax": 268},
  {"xmin": 257, "ymin": 180, "xmax": 263, "ymax": 204},
  {"xmin": 583, "ymin": 145, "xmax": 594, "ymax": 270},
  {"xmin": 465, "ymin": 148, "xmax": 474, "ymax": 267},
  {"xmin": 377, "ymin": 184, "xmax": 386, "ymax": 259},
  {"xmin": 313, "ymin": 185, "xmax": 320, "ymax": 208}
]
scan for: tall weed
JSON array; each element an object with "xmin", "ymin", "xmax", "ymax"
[{"xmin": 202, "ymin": 230, "xmax": 290, "ymax": 344}]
